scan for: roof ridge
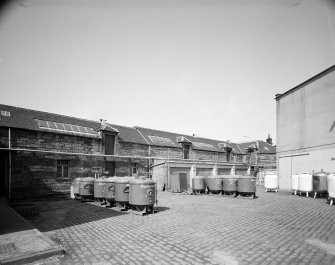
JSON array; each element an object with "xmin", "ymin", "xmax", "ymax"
[{"xmin": 0, "ymin": 104, "xmax": 101, "ymax": 125}]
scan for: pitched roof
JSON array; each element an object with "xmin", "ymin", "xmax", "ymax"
[
  {"xmin": 135, "ymin": 126, "xmax": 234, "ymax": 152},
  {"xmin": 235, "ymin": 141, "xmax": 276, "ymax": 154},
  {"xmin": 0, "ymin": 104, "xmax": 147, "ymax": 144},
  {"xmin": 275, "ymin": 64, "xmax": 335, "ymax": 101}
]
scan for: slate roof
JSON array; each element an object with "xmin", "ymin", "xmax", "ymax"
[
  {"xmin": 0, "ymin": 104, "xmax": 276, "ymax": 154},
  {"xmin": 0, "ymin": 104, "xmax": 147, "ymax": 144},
  {"xmin": 236, "ymin": 141, "xmax": 276, "ymax": 154},
  {"xmin": 135, "ymin": 126, "xmax": 235, "ymax": 153}
]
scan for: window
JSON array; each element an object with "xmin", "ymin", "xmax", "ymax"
[
  {"xmin": 183, "ymin": 144, "xmax": 190, "ymax": 159},
  {"xmin": 132, "ymin": 163, "xmax": 137, "ymax": 174},
  {"xmin": 1, "ymin": 110, "xmax": 10, "ymax": 117},
  {"xmin": 105, "ymin": 161, "xmax": 115, "ymax": 176},
  {"xmin": 193, "ymin": 142, "xmax": 215, "ymax": 149},
  {"xmin": 57, "ymin": 160, "xmax": 69, "ymax": 178},
  {"xmin": 105, "ymin": 134, "xmax": 115, "ymax": 155},
  {"xmin": 226, "ymin": 150, "xmax": 231, "ymax": 162},
  {"xmin": 36, "ymin": 119, "xmax": 98, "ymax": 137},
  {"xmin": 148, "ymin": 135, "xmax": 174, "ymax": 145}
]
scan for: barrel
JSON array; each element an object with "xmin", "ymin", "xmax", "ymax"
[
  {"xmin": 192, "ymin": 176, "xmax": 206, "ymax": 193},
  {"xmin": 79, "ymin": 177, "xmax": 95, "ymax": 199},
  {"xmin": 105, "ymin": 177, "xmax": 117, "ymax": 201},
  {"xmin": 205, "ymin": 175, "xmax": 223, "ymax": 194},
  {"xmin": 327, "ymin": 173, "xmax": 335, "ymax": 199},
  {"xmin": 222, "ymin": 175, "xmax": 238, "ymax": 192},
  {"xmin": 312, "ymin": 170, "xmax": 329, "ymax": 193},
  {"xmin": 237, "ymin": 175, "xmax": 256, "ymax": 197},
  {"xmin": 94, "ymin": 177, "xmax": 106, "ymax": 200},
  {"xmin": 114, "ymin": 177, "xmax": 132, "ymax": 203},
  {"xmin": 129, "ymin": 178, "xmax": 156, "ymax": 206},
  {"xmin": 298, "ymin": 173, "xmax": 313, "ymax": 197},
  {"xmin": 291, "ymin": 174, "xmax": 299, "ymax": 194},
  {"xmin": 264, "ymin": 172, "xmax": 279, "ymax": 192}
]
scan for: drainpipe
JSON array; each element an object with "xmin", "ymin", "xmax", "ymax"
[{"xmin": 8, "ymin": 128, "xmax": 11, "ymax": 199}]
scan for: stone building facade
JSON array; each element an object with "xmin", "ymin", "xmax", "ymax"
[{"xmin": 0, "ymin": 104, "xmax": 276, "ymax": 199}]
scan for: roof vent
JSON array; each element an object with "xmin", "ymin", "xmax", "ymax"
[{"xmin": 1, "ymin": 110, "xmax": 10, "ymax": 117}]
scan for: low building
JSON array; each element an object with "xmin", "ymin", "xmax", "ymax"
[
  {"xmin": 275, "ymin": 65, "xmax": 335, "ymax": 189},
  {"xmin": 0, "ymin": 104, "xmax": 276, "ymax": 198}
]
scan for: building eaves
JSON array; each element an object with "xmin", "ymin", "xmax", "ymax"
[{"xmin": 275, "ymin": 64, "xmax": 335, "ymax": 101}]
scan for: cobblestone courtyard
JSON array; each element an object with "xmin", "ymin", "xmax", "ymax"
[{"xmin": 26, "ymin": 187, "xmax": 335, "ymax": 265}]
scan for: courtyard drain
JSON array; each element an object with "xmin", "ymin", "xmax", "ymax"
[{"xmin": 0, "ymin": 243, "xmax": 17, "ymax": 254}]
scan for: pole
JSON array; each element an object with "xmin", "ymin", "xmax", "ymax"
[{"xmin": 8, "ymin": 128, "xmax": 11, "ymax": 199}]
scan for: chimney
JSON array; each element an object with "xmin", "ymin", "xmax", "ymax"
[
  {"xmin": 266, "ymin": 134, "xmax": 273, "ymax": 145},
  {"xmin": 100, "ymin": 119, "xmax": 106, "ymax": 126}
]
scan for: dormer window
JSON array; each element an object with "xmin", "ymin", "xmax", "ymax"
[{"xmin": 183, "ymin": 144, "xmax": 190, "ymax": 159}]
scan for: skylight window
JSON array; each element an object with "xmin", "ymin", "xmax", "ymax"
[
  {"xmin": 193, "ymin": 142, "xmax": 215, "ymax": 149},
  {"xmin": 148, "ymin": 135, "xmax": 174, "ymax": 145},
  {"xmin": 1, "ymin": 110, "xmax": 10, "ymax": 117},
  {"xmin": 36, "ymin": 119, "xmax": 97, "ymax": 137},
  {"xmin": 264, "ymin": 146, "xmax": 269, "ymax": 151}
]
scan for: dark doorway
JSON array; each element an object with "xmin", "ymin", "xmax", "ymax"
[
  {"xmin": 0, "ymin": 151, "xmax": 8, "ymax": 197},
  {"xmin": 179, "ymin": 173, "xmax": 188, "ymax": 191}
]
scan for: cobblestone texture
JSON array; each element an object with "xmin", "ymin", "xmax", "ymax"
[{"xmin": 27, "ymin": 187, "xmax": 335, "ymax": 264}]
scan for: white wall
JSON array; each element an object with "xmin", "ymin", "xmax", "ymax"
[{"xmin": 276, "ymin": 68, "xmax": 335, "ymax": 189}]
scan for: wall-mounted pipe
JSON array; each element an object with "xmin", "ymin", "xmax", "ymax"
[{"xmin": 8, "ymin": 128, "xmax": 11, "ymax": 199}]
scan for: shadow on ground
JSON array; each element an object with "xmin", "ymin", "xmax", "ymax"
[{"xmin": 10, "ymin": 198, "xmax": 128, "ymax": 233}]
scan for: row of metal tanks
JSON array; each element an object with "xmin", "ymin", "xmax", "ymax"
[
  {"xmin": 192, "ymin": 175, "xmax": 257, "ymax": 199},
  {"xmin": 291, "ymin": 171, "xmax": 335, "ymax": 204},
  {"xmin": 71, "ymin": 176, "xmax": 157, "ymax": 215}
]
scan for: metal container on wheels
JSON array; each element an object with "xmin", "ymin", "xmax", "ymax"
[
  {"xmin": 129, "ymin": 178, "xmax": 156, "ymax": 215},
  {"xmin": 79, "ymin": 177, "xmax": 95, "ymax": 201},
  {"xmin": 327, "ymin": 173, "xmax": 335, "ymax": 205},
  {"xmin": 114, "ymin": 177, "xmax": 132, "ymax": 210},
  {"xmin": 222, "ymin": 175, "xmax": 238, "ymax": 196},
  {"xmin": 105, "ymin": 177, "xmax": 117, "ymax": 207},
  {"xmin": 192, "ymin": 176, "xmax": 206, "ymax": 194},
  {"xmin": 205, "ymin": 175, "xmax": 223, "ymax": 194},
  {"xmin": 237, "ymin": 175, "xmax": 256, "ymax": 199},
  {"xmin": 72, "ymin": 177, "xmax": 82, "ymax": 199},
  {"xmin": 298, "ymin": 173, "xmax": 313, "ymax": 197},
  {"xmin": 264, "ymin": 172, "xmax": 279, "ymax": 193},
  {"xmin": 312, "ymin": 170, "xmax": 329, "ymax": 198},
  {"xmin": 94, "ymin": 177, "xmax": 106, "ymax": 202},
  {"xmin": 291, "ymin": 174, "xmax": 299, "ymax": 195}
]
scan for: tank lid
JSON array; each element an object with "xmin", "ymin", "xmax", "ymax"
[
  {"xmin": 129, "ymin": 178, "xmax": 155, "ymax": 185},
  {"xmin": 80, "ymin": 177, "xmax": 95, "ymax": 181},
  {"xmin": 237, "ymin": 175, "xmax": 255, "ymax": 179},
  {"xmin": 313, "ymin": 171, "xmax": 329, "ymax": 177},
  {"xmin": 114, "ymin": 176, "xmax": 133, "ymax": 183},
  {"xmin": 193, "ymin": 176, "xmax": 206, "ymax": 179},
  {"xmin": 206, "ymin": 175, "xmax": 224, "ymax": 179}
]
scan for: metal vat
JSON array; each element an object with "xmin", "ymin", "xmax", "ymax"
[
  {"xmin": 192, "ymin": 176, "xmax": 206, "ymax": 194},
  {"xmin": 79, "ymin": 177, "xmax": 95, "ymax": 199},
  {"xmin": 264, "ymin": 172, "xmax": 279, "ymax": 192},
  {"xmin": 114, "ymin": 176, "xmax": 135, "ymax": 210},
  {"xmin": 298, "ymin": 173, "xmax": 313, "ymax": 197},
  {"xmin": 222, "ymin": 175, "xmax": 238, "ymax": 192},
  {"xmin": 312, "ymin": 170, "xmax": 329, "ymax": 197},
  {"xmin": 129, "ymin": 178, "xmax": 156, "ymax": 206},
  {"xmin": 291, "ymin": 174, "xmax": 299, "ymax": 195},
  {"xmin": 105, "ymin": 177, "xmax": 117, "ymax": 201},
  {"xmin": 73, "ymin": 177, "xmax": 82, "ymax": 197},
  {"xmin": 94, "ymin": 177, "xmax": 106, "ymax": 200},
  {"xmin": 205, "ymin": 175, "xmax": 223, "ymax": 194},
  {"xmin": 237, "ymin": 175, "xmax": 256, "ymax": 193},
  {"xmin": 327, "ymin": 173, "xmax": 335, "ymax": 204}
]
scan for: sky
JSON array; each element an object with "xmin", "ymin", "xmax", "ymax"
[{"xmin": 1, "ymin": 0, "xmax": 335, "ymax": 144}]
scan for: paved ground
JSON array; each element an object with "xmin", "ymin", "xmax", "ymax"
[{"xmin": 20, "ymin": 187, "xmax": 335, "ymax": 265}]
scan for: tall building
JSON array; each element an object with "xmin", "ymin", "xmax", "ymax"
[{"xmin": 276, "ymin": 65, "xmax": 335, "ymax": 189}]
